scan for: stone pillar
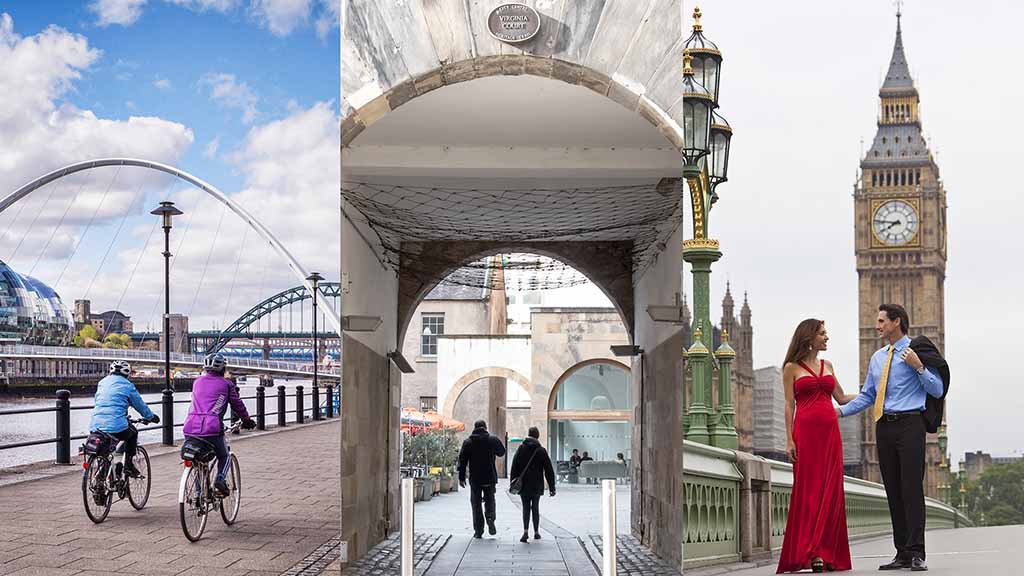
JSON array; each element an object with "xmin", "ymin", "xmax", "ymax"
[
  {"xmin": 711, "ymin": 329, "xmax": 738, "ymax": 449},
  {"xmin": 486, "ymin": 257, "xmax": 508, "ymax": 476},
  {"xmin": 734, "ymin": 452, "xmax": 772, "ymax": 563}
]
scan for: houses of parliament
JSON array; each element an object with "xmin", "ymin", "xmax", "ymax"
[{"xmin": 842, "ymin": 12, "xmax": 952, "ymax": 501}]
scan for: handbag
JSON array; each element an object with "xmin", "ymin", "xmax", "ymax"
[{"xmin": 509, "ymin": 447, "xmax": 539, "ymax": 496}]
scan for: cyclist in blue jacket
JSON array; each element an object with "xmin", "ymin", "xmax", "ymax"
[{"xmin": 89, "ymin": 360, "xmax": 159, "ymax": 477}]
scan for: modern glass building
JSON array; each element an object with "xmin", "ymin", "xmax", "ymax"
[{"xmin": 0, "ymin": 260, "xmax": 75, "ymax": 345}]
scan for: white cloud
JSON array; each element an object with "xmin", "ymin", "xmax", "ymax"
[
  {"xmin": 0, "ymin": 14, "xmax": 193, "ymax": 279},
  {"xmin": 89, "ymin": 0, "xmax": 148, "ymax": 27},
  {"xmin": 249, "ymin": 0, "xmax": 312, "ymax": 37},
  {"xmin": 314, "ymin": 0, "xmax": 339, "ymax": 40},
  {"xmin": 200, "ymin": 72, "xmax": 259, "ymax": 124},
  {"xmin": 204, "ymin": 135, "xmax": 220, "ymax": 158},
  {"xmin": 153, "ymin": 78, "xmax": 171, "ymax": 90},
  {"xmin": 164, "ymin": 0, "xmax": 239, "ymax": 11}
]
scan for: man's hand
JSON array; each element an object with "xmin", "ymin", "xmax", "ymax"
[
  {"xmin": 459, "ymin": 479, "xmax": 466, "ymax": 489},
  {"xmin": 148, "ymin": 415, "xmax": 160, "ymax": 424},
  {"xmin": 835, "ymin": 406, "xmax": 842, "ymax": 419},
  {"xmin": 549, "ymin": 490, "xmax": 556, "ymax": 497},
  {"xmin": 242, "ymin": 418, "xmax": 256, "ymax": 430},
  {"xmin": 901, "ymin": 348, "xmax": 924, "ymax": 371},
  {"xmin": 786, "ymin": 440, "xmax": 797, "ymax": 462}
]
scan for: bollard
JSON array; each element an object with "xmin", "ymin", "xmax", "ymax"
[
  {"xmin": 296, "ymin": 385, "xmax": 305, "ymax": 424},
  {"xmin": 401, "ymin": 478, "xmax": 414, "ymax": 576},
  {"xmin": 256, "ymin": 385, "xmax": 266, "ymax": 430},
  {"xmin": 162, "ymin": 388, "xmax": 174, "ymax": 445},
  {"xmin": 602, "ymin": 479, "xmax": 617, "ymax": 576},
  {"xmin": 325, "ymin": 385, "xmax": 334, "ymax": 418},
  {"xmin": 55, "ymin": 389, "xmax": 71, "ymax": 465},
  {"xmin": 312, "ymin": 384, "xmax": 321, "ymax": 421},
  {"xmin": 277, "ymin": 385, "xmax": 287, "ymax": 427}
]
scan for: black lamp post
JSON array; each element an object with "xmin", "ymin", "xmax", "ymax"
[
  {"xmin": 150, "ymin": 201, "xmax": 182, "ymax": 446},
  {"xmin": 680, "ymin": 49, "xmax": 714, "ymax": 180},
  {"xmin": 306, "ymin": 271, "xmax": 323, "ymax": 420}
]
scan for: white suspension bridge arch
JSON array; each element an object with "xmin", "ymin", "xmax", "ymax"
[{"xmin": 1, "ymin": 158, "xmax": 342, "ymax": 337}]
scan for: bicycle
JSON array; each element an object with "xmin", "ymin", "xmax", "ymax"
[
  {"xmin": 80, "ymin": 417, "xmax": 153, "ymax": 524},
  {"xmin": 178, "ymin": 420, "xmax": 243, "ymax": 542}
]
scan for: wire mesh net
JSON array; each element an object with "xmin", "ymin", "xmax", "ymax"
[{"xmin": 342, "ymin": 179, "xmax": 684, "ymax": 291}]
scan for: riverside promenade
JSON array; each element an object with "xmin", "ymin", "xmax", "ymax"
[{"xmin": 0, "ymin": 420, "xmax": 340, "ymax": 576}]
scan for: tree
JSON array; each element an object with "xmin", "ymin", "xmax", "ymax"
[
  {"xmin": 74, "ymin": 325, "xmax": 100, "ymax": 347},
  {"xmin": 965, "ymin": 459, "xmax": 1024, "ymax": 526},
  {"xmin": 102, "ymin": 333, "xmax": 132, "ymax": 349}
]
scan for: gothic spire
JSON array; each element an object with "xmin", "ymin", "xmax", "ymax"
[
  {"xmin": 880, "ymin": 10, "xmax": 916, "ymax": 97},
  {"xmin": 740, "ymin": 291, "xmax": 751, "ymax": 323}
]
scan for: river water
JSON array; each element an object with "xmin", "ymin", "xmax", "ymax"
[{"xmin": 0, "ymin": 378, "xmax": 317, "ymax": 468}]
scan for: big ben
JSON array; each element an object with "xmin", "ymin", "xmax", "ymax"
[{"xmin": 847, "ymin": 12, "xmax": 950, "ymax": 500}]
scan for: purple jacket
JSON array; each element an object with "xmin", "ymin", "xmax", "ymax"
[{"xmin": 183, "ymin": 373, "xmax": 250, "ymax": 437}]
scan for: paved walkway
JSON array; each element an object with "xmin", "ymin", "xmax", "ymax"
[
  {"xmin": 0, "ymin": 420, "xmax": 340, "ymax": 576},
  {"xmin": 704, "ymin": 524, "xmax": 1024, "ymax": 576}
]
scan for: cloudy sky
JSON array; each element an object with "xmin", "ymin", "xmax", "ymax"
[
  {"xmin": 699, "ymin": 0, "xmax": 1024, "ymax": 465},
  {"xmin": 0, "ymin": 1, "xmax": 339, "ymax": 336}
]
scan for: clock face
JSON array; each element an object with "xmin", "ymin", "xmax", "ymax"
[{"xmin": 873, "ymin": 200, "xmax": 920, "ymax": 246}]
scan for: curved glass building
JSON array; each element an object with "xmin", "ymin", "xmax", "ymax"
[{"xmin": 0, "ymin": 260, "xmax": 75, "ymax": 345}]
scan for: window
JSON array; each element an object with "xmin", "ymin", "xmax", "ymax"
[
  {"xmin": 421, "ymin": 313, "xmax": 444, "ymax": 356},
  {"xmin": 420, "ymin": 396, "xmax": 438, "ymax": 411}
]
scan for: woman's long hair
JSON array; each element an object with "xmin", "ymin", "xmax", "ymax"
[{"xmin": 784, "ymin": 318, "xmax": 823, "ymax": 366}]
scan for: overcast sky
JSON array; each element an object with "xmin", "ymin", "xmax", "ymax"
[{"xmin": 699, "ymin": 0, "xmax": 1024, "ymax": 466}]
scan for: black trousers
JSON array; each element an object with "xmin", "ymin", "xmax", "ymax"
[
  {"xmin": 876, "ymin": 414, "xmax": 927, "ymax": 560},
  {"xmin": 520, "ymin": 493, "xmax": 541, "ymax": 532},
  {"xmin": 469, "ymin": 483, "xmax": 496, "ymax": 534},
  {"xmin": 110, "ymin": 427, "xmax": 138, "ymax": 467}
]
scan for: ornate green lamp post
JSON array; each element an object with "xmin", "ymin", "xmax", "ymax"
[
  {"xmin": 680, "ymin": 7, "xmax": 735, "ymax": 445},
  {"xmin": 937, "ymin": 423, "xmax": 950, "ymax": 503},
  {"xmin": 711, "ymin": 329, "xmax": 738, "ymax": 448}
]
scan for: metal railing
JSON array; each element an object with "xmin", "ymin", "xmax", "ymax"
[
  {"xmin": 0, "ymin": 383, "xmax": 338, "ymax": 465},
  {"xmin": 0, "ymin": 344, "xmax": 341, "ymax": 377}
]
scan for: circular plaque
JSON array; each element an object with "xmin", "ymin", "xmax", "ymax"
[{"xmin": 487, "ymin": 3, "xmax": 541, "ymax": 44}]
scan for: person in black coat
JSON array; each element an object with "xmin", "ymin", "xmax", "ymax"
[
  {"xmin": 509, "ymin": 426, "xmax": 556, "ymax": 543},
  {"xmin": 458, "ymin": 420, "xmax": 506, "ymax": 538}
]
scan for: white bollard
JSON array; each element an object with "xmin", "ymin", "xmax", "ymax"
[
  {"xmin": 402, "ymin": 478, "xmax": 414, "ymax": 576},
  {"xmin": 602, "ymin": 478, "xmax": 617, "ymax": 576}
]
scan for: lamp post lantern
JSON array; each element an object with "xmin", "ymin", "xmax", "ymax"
[
  {"xmin": 306, "ymin": 272, "xmax": 324, "ymax": 421},
  {"xmin": 679, "ymin": 7, "xmax": 736, "ymax": 447},
  {"xmin": 150, "ymin": 200, "xmax": 183, "ymax": 446}
]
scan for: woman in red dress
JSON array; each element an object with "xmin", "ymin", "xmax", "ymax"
[{"xmin": 777, "ymin": 319, "xmax": 855, "ymax": 573}]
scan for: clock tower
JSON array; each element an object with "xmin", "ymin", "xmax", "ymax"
[{"xmin": 848, "ymin": 12, "xmax": 950, "ymax": 499}]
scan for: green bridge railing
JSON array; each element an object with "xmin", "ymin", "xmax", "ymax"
[{"xmin": 683, "ymin": 440, "xmax": 972, "ymax": 570}]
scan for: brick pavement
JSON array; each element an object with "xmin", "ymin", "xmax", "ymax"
[
  {"xmin": 0, "ymin": 420, "xmax": 340, "ymax": 576},
  {"xmin": 338, "ymin": 533, "xmax": 448, "ymax": 576}
]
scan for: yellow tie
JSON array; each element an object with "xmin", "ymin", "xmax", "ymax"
[{"xmin": 873, "ymin": 345, "xmax": 895, "ymax": 422}]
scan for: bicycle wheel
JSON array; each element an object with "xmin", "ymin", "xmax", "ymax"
[
  {"xmin": 179, "ymin": 465, "xmax": 209, "ymax": 542},
  {"xmin": 127, "ymin": 446, "xmax": 151, "ymax": 510},
  {"xmin": 82, "ymin": 456, "xmax": 112, "ymax": 524},
  {"xmin": 219, "ymin": 454, "xmax": 241, "ymax": 525}
]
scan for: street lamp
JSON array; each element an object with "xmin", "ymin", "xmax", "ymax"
[
  {"xmin": 150, "ymin": 200, "xmax": 182, "ymax": 446},
  {"xmin": 678, "ymin": 7, "xmax": 736, "ymax": 448},
  {"xmin": 306, "ymin": 271, "xmax": 324, "ymax": 421}
]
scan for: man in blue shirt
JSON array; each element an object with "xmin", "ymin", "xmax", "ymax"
[
  {"xmin": 89, "ymin": 360, "xmax": 159, "ymax": 477},
  {"xmin": 837, "ymin": 304, "xmax": 943, "ymax": 571}
]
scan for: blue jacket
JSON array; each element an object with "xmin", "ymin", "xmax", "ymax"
[{"xmin": 89, "ymin": 374, "xmax": 156, "ymax": 433}]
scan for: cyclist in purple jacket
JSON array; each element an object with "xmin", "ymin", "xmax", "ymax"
[{"xmin": 183, "ymin": 353, "xmax": 255, "ymax": 496}]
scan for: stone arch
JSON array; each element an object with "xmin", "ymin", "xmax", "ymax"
[
  {"xmin": 442, "ymin": 366, "xmax": 531, "ymax": 419},
  {"xmin": 397, "ymin": 241, "xmax": 635, "ymax": 347},
  {"xmin": 547, "ymin": 358, "xmax": 631, "ymax": 412}
]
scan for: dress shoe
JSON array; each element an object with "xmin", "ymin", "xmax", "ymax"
[
  {"xmin": 520, "ymin": 531, "xmax": 529, "ymax": 543},
  {"xmin": 878, "ymin": 556, "xmax": 909, "ymax": 570},
  {"xmin": 473, "ymin": 532, "xmax": 482, "ymax": 539},
  {"xmin": 487, "ymin": 519, "xmax": 497, "ymax": 535},
  {"xmin": 910, "ymin": 557, "xmax": 928, "ymax": 571},
  {"xmin": 534, "ymin": 532, "xmax": 541, "ymax": 540}
]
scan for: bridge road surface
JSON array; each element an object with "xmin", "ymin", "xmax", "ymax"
[
  {"xmin": 711, "ymin": 524, "xmax": 1023, "ymax": 576},
  {"xmin": 0, "ymin": 420, "xmax": 339, "ymax": 576}
]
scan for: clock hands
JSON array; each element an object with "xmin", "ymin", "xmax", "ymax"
[{"xmin": 873, "ymin": 218, "xmax": 903, "ymax": 231}]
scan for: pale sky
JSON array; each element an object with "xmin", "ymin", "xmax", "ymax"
[{"xmin": 697, "ymin": 0, "xmax": 1024, "ymax": 466}]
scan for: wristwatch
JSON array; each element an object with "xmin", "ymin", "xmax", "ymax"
[{"xmin": 915, "ymin": 365, "xmax": 926, "ymax": 375}]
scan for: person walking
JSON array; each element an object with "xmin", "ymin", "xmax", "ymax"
[
  {"xmin": 509, "ymin": 426, "xmax": 556, "ymax": 543},
  {"xmin": 837, "ymin": 304, "xmax": 944, "ymax": 571},
  {"xmin": 458, "ymin": 419, "xmax": 506, "ymax": 538},
  {"xmin": 777, "ymin": 319, "xmax": 855, "ymax": 573}
]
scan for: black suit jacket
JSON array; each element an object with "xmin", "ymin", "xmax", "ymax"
[{"xmin": 909, "ymin": 335, "xmax": 950, "ymax": 433}]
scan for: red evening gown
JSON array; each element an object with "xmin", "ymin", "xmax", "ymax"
[{"xmin": 776, "ymin": 360, "xmax": 851, "ymax": 573}]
